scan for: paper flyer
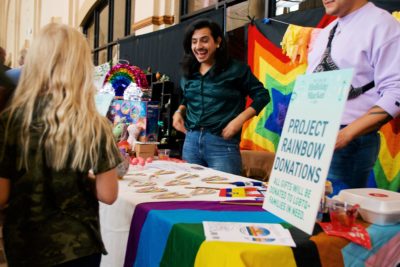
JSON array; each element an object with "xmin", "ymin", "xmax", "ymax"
[
  {"xmin": 203, "ymin": 221, "xmax": 296, "ymax": 247},
  {"xmin": 93, "ymin": 63, "xmax": 110, "ymax": 91},
  {"xmin": 95, "ymin": 93, "xmax": 114, "ymax": 116}
]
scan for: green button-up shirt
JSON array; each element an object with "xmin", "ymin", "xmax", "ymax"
[{"xmin": 180, "ymin": 59, "xmax": 269, "ymax": 139}]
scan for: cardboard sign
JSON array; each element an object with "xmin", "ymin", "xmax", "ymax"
[{"xmin": 263, "ymin": 69, "xmax": 353, "ymax": 234}]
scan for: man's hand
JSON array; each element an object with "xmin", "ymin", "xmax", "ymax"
[
  {"xmin": 173, "ymin": 111, "xmax": 187, "ymax": 134},
  {"xmin": 335, "ymin": 106, "xmax": 391, "ymax": 150},
  {"xmin": 222, "ymin": 107, "xmax": 257, "ymax": 140},
  {"xmin": 335, "ymin": 127, "xmax": 355, "ymax": 150},
  {"xmin": 222, "ymin": 117, "xmax": 242, "ymax": 140}
]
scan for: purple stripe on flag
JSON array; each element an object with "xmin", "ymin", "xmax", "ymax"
[{"xmin": 123, "ymin": 200, "xmax": 263, "ymax": 267}]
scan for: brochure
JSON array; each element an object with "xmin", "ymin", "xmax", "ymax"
[{"xmin": 203, "ymin": 221, "xmax": 296, "ymax": 247}]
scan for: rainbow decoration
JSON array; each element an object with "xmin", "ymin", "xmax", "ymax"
[
  {"xmin": 104, "ymin": 63, "xmax": 149, "ymax": 97},
  {"xmin": 393, "ymin": 11, "xmax": 400, "ymax": 21},
  {"xmin": 243, "ymin": 226, "xmax": 271, "ymax": 237},
  {"xmin": 241, "ymin": 13, "xmax": 400, "ymax": 192},
  {"xmin": 240, "ymin": 24, "xmax": 309, "ymax": 152},
  {"xmin": 370, "ymin": 118, "xmax": 400, "ymax": 191}
]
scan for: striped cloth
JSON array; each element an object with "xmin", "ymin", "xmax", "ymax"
[{"xmin": 123, "ymin": 200, "xmax": 400, "ymax": 267}]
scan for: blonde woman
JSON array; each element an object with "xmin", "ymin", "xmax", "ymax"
[{"xmin": 0, "ymin": 23, "xmax": 122, "ymax": 267}]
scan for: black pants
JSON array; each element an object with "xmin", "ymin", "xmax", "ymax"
[{"xmin": 53, "ymin": 254, "xmax": 101, "ymax": 267}]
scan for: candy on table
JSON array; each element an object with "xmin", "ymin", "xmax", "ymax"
[
  {"xmin": 164, "ymin": 180, "xmax": 191, "ymax": 186},
  {"xmin": 128, "ymin": 181, "xmax": 156, "ymax": 187},
  {"xmin": 124, "ymin": 172, "xmax": 147, "ymax": 177},
  {"xmin": 174, "ymin": 173, "xmax": 200, "ymax": 180},
  {"xmin": 149, "ymin": 170, "xmax": 176, "ymax": 178},
  {"xmin": 152, "ymin": 192, "xmax": 190, "ymax": 199},
  {"xmin": 201, "ymin": 176, "xmax": 228, "ymax": 182},
  {"xmin": 190, "ymin": 188, "xmax": 217, "ymax": 196},
  {"xmin": 136, "ymin": 186, "xmax": 168, "ymax": 193}
]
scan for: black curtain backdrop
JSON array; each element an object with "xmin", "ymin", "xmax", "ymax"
[
  {"xmin": 254, "ymin": 7, "xmax": 327, "ymax": 48},
  {"xmin": 119, "ymin": 1, "xmax": 399, "ymax": 93},
  {"xmin": 119, "ymin": 9, "xmax": 224, "ymax": 95},
  {"xmin": 373, "ymin": 0, "xmax": 400, "ymax": 12}
]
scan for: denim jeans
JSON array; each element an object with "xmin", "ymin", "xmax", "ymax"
[
  {"xmin": 182, "ymin": 129, "xmax": 242, "ymax": 175},
  {"xmin": 328, "ymin": 130, "xmax": 380, "ymax": 196}
]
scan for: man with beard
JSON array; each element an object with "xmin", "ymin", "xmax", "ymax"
[{"xmin": 173, "ymin": 19, "xmax": 270, "ymax": 175}]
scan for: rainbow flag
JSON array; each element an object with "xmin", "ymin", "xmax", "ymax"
[
  {"xmin": 241, "ymin": 10, "xmax": 400, "ymax": 192},
  {"xmin": 370, "ymin": 118, "xmax": 400, "ymax": 191},
  {"xmin": 123, "ymin": 200, "xmax": 400, "ymax": 267}
]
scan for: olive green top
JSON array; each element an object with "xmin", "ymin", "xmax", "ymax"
[
  {"xmin": 180, "ymin": 59, "xmax": 270, "ymax": 139},
  {"xmin": 0, "ymin": 106, "xmax": 122, "ymax": 266}
]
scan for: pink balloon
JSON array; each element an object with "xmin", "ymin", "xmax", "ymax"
[{"xmin": 130, "ymin": 157, "xmax": 139, "ymax": 165}]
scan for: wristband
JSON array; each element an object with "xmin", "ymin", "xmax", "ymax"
[{"xmin": 175, "ymin": 109, "xmax": 183, "ymax": 114}]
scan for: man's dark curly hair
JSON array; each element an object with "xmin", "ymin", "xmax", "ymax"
[{"xmin": 181, "ymin": 19, "xmax": 229, "ymax": 78}]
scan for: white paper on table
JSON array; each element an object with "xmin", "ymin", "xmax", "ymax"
[
  {"xmin": 203, "ymin": 221, "xmax": 296, "ymax": 247},
  {"xmin": 94, "ymin": 63, "xmax": 110, "ymax": 91}
]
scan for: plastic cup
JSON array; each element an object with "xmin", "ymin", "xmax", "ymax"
[
  {"xmin": 329, "ymin": 201, "xmax": 359, "ymax": 231},
  {"xmin": 158, "ymin": 149, "xmax": 170, "ymax": 160}
]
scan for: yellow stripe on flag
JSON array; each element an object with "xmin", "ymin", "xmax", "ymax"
[
  {"xmin": 378, "ymin": 134, "xmax": 400, "ymax": 182},
  {"xmin": 241, "ymin": 109, "xmax": 276, "ymax": 151},
  {"xmin": 194, "ymin": 241, "xmax": 296, "ymax": 267},
  {"xmin": 257, "ymin": 48, "xmax": 307, "ymax": 86}
]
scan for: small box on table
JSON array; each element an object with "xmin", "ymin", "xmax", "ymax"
[
  {"xmin": 135, "ymin": 142, "xmax": 157, "ymax": 159},
  {"xmin": 337, "ymin": 188, "xmax": 400, "ymax": 225}
]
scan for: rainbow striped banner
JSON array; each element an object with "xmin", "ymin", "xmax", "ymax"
[{"xmin": 241, "ymin": 24, "xmax": 307, "ymax": 152}]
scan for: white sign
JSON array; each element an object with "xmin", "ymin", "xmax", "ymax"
[
  {"xmin": 263, "ymin": 69, "xmax": 353, "ymax": 234},
  {"xmin": 93, "ymin": 63, "xmax": 110, "ymax": 91}
]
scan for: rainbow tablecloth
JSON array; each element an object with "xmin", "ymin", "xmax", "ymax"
[{"xmin": 123, "ymin": 201, "xmax": 400, "ymax": 267}]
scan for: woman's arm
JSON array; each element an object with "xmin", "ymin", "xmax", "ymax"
[
  {"xmin": 0, "ymin": 177, "xmax": 10, "ymax": 208},
  {"xmin": 95, "ymin": 168, "xmax": 118, "ymax": 205}
]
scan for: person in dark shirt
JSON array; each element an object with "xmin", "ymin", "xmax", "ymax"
[
  {"xmin": 4, "ymin": 48, "xmax": 26, "ymax": 86},
  {"xmin": 0, "ymin": 23, "xmax": 122, "ymax": 267},
  {"xmin": 173, "ymin": 19, "xmax": 270, "ymax": 175},
  {"xmin": 5, "ymin": 67, "xmax": 21, "ymax": 87},
  {"xmin": 0, "ymin": 65, "xmax": 15, "ymax": 111},
  {"xmin": 0, "ymin": 46, "xmax": 10, "ymax": 70}
]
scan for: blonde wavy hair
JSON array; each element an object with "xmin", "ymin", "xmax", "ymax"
[{"xmin": 6, "ymin": 23, "xmax": 118, "ymax": 171}]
